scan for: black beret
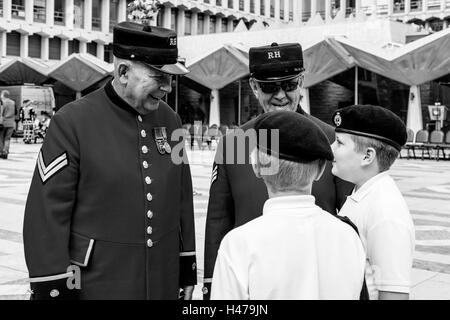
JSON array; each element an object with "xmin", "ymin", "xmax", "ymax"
[
  {"xmin": 249, "ymin": 43, "xmax": 304, "ymax": 81},
  {"xmin": 254, "ymin": 111, "xmax": 333, "ymax": 163},
  {"xmin": 332, "ymin": 105, "xmax": 407, "ymax": 151},
  {"xmin": 113, "ymin": 22, "xmax": 188, "ymax": 75}
]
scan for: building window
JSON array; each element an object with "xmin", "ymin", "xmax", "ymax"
[
  {"xmin": 270, "ymin": 0, "xmax": 275, "ymax": 18},
  {"xmin": 54, "ymin": 0, "xmax": 65, "ymax": 25},
  {"xmin": 185, "ymin": 11, "xmax": 192, "ymax": 35},
  {"xmin": 74, "ymin": 0, "xmax": 84, "ymax": 29},
  {"xmin": 29, "ymin": 34, "xmax": 42, "ymax": 58},
  {"xmin": 6, "ymin": 31, "xmax": 21, "ymax": 56},
  {"xmin": 87, "ymin": 42, "xmax": 97, "ymax": 56},
  {"xmin": 239, "ymin": 0, "xmax": 245, "ymax": 11},
  {"xmin": 92, "ymin": 0, "xmax": 102, "ymax": 31},
  {"xmin": 228, "ymin": 0, "xmax": 233, "ymax": 9},
  {"xmin": 222, "ymin": 17, "xmax": 228, "ymax": 32},
  {"xmin": 110, "ymin": 0, "xmax": 120, "ymax": 31},
  {"xmin": 12, "ymin": 0, "xmax": 25, "ymax": 19},
  {"xmin": 250, "ymin": 0, "xmax": 255, "ymax": 13},
  {"xmin": 49, "ymin": 37, "xmax": 61, "ymax": 60},
  {"xmin": 204, "ymin": 0, "xmax": 210, "ymax": 3},
  {"xmin": 104, "ymin": 44, "xmax": 113, "ymax": 63},
  {"xmin": 217, "ymin": 0, "xmax": 222, "ymax": 6},
  {"xmin": 280, "ymin": 0, "xmax": 284, "ymax": 19},
  {"xmin": 210, "ymin": 16, "xmax": 216, "ymax": 33},
  {"xmin": 0, "ymin": 1, "xmax": 4, "ymax": 17},
  {"xmin": 197, "ymin": 13, "xmax": 204, "ymax": 34},
  {"xmin": 34, "ymin": 0, "xmax": 46, "ymax": 23},
  {"xmin": 261, "ymin": 0, "xmax": 265, "ymax": 15},
  {"xmin": 68, "ymin": 39, "xmax": 80, "ymax": 55}
]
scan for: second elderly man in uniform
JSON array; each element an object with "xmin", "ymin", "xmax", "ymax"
[
  {"xmin": 203, "ymin": 43, "xmax": 354, "ymax": 298},
  {"xmin": 23, "ymin": 22, "xmax": 197, "ymax": 300}
]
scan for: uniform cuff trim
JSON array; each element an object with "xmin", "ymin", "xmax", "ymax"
[
  {"xmin": 203, "ymin": 278, "xmax": 212, "ymax": 283},
  {"xmin": 70, "ymin": 239, "xmax": 95, "ymax": 267},
  {"xmin": 29, "ymin": 272, "xmax": 73, "ymax": 283},
  {"xmin": 180, "ymin": 251, "xmax": 196, "ymax": 257}
]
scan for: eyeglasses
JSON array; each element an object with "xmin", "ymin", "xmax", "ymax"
[{"xmin": 256, "ymin": 75, "xmax": 304, "ymax": 94}]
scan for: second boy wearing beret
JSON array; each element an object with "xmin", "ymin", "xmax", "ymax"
[
  {"xmin": 211, "ymin": 110, "xmax": 366, "ymax": 300},
  {"xmin": 331, "ymin": 104, "xmax": 415, "ymax": 300}
]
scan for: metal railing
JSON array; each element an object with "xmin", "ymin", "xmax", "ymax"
[
  {"xmin": 376, "ymin": 4, "xmax": 389, "ymax": 15},
  {"xmin": 426, "ymin": 0, "xmax": 441, "ymax": 10},
  {"xmin": 410, "ymin": 0, "xmax": 423, "ymax": 12},
  {"xmin": 11, "ymin": 4, "xmax": 25, "ymax": 19},
  {"xmin": 393, "ymin": 1, "xmax": 406, "ymax": 13},
  {"xmin": 92, "ymin": 17, "xmax": 102, "ymax": 30},
  {"xmin": 302, "ymin": 11, "xmax": 310, "ymax": 22},
  {"xmin": 346, "ymin": 7, "xmax": 355, "ymax": 17},
  {"xmin": 280, "ymin": 9, "xmax": 284, "ymax": 20},
  {"xmin": 54, "ymin": 11, "xmax": 65, "ymax": 25}
]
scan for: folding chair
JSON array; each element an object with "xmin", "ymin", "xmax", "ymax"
[
  {"xmin": 402, "ymin": 128, "xmax": 415, "ymax": 159},
  {"xmin": 426, "ymin": 130, "xmax": 445, "ymax": 161},
  {"xmin": 411, "ymin": 130, "xmax": 429, "ymax": 160},
  {"xmin": 440, "ymin": 131, "xmax": 450, "ymax": 160}
]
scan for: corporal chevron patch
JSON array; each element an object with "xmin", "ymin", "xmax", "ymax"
[
  {"xmin": 37, "ymin": 151, "xmax": 69, "ymax": 184},
  {"xmin": 211, "ymin": 163, "xmax": 218, "ymax": 186}
]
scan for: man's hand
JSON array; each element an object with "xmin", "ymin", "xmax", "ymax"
[{"xmin": 182, "ymin": 285, "xmax": 195, "ymax": 300}]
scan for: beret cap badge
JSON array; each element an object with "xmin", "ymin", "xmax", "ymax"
[{"xmin": 334, "ymin": 112, "xmax": 342, "ymax": 127}]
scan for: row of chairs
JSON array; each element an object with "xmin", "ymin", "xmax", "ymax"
[
  {"xmin": 182, "ymin": 124, "xmax": 240, "ymax": 150},
  {"xmin": 402, "ymin": 129, "xmax": 450, "ymax": 161}
]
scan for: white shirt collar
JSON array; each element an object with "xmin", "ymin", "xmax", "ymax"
[
  {"xmin": 349, "ymin": 171, "xmax": 390, "ymax": 203},
  {"xmin": 263, "ymin": 195, "xmax": 317, "ymax": 217}
]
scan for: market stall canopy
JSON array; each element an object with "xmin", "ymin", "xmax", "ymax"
[
  {"xmin": 327, "ymin": 27, "xmax": 450, "ymax": 86},
  {"xmin": 48, "ymin": 53, "xmax": 113, "ymax": 92},
  {"xmin": 0, "ymin": 57, "xmax": 50, "ymax": 85}
]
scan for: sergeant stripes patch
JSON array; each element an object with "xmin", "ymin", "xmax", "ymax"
[
  {"xmin": 211, "ymin": 164, "xmax": 218, "ymax": 185},
  {"xmin": 37, "ymin": 151, "xmax": 69, "ymax": 184}
]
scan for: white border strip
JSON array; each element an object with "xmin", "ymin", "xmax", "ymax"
[
  {"xmin": 70, "ymin": 239, "xmax": 95, "ymax": 267},
  {"xmin": 29, "ymin": 271, "xmax": 73, "ymax": 283}
]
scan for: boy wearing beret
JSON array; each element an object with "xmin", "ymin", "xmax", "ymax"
[
  {"xmin": 210, "ymin": 111, "xmax": 366, "ymax": 300},
  {"xmin": 331, "ymin": 104, "xmax": 415, "ymax": 300}
]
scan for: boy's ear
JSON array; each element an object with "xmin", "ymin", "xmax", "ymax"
[
  {"xmin": 249, "ymin": 78, "xmax": 259, "ymax": 98},
  {"xmin": 361, "ymin": 147, "xmax": 376, "ymax": 167},
  {"xmin": 251, "ymin": 161, "xmax": 262, "ymax": 179}
]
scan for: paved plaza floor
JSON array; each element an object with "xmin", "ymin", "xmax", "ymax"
[{"xmin": 0, "ymin": 141, "xmax": 449, "ymax": 300}]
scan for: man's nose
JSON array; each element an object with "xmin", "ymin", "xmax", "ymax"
[
  {"xmin": 272, "ymin": 87, "xmax": 287, "ymax": 99},
  {"xmin": 159, "ymin": 77, "xmax": 173, "ymax": 93}
]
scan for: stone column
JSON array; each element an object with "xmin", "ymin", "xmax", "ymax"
[
  {"xmin": 423, "ymin": 0, "xmax": 428, "ymax": 12},
  {"xmin": 118, "ymin": 0, "xmax": 127, "ymax": 22},
  {"xmin": 284, "ymin": 0, "xmax": 290, "ymax": 21},
  {"xmin": 191, "ymin": 11, "xmax": 198, "ymax": 35},
  {"xmin": 227, "ymin": 18, "xmax": 234, "ymax": 32},
  {"xmin": 265, "ymin": 0, "xmax": 271, "ymax": 17},
  {"xmin": 101, "ymin": 0, "xmax": 110, "ymax": 33},
  {"xmin": 25, "ymin": 0, "xmax": 34, "ymax": 24},
  {"xmin": 405, "ymin": 0, "xmax": 411, "ymax": 14},
  {"xmin": 61, "ymin": 38, "xmax": 69, "ymax": 59},
  {"xmin": 163, "ymin": 5, "xmax": 172, "ymax": 29},
  {"xmin": 46, "ymin": 0, "xmax": 55, "ymax": 26},
  {"xmin": 3, "ymin": 0, "xmax": 12, "ymax": 21},
  {"xmin": 66, "ymin": 0, "xmax": 74, "ymax": 29},
  {"xmin": 300, "ymin": 88, "xmax": 310, "ymax": 114},
  {"xmin": 443, "ymin": 19, "xmax": 449, "ymax": 29},
  {"xmin": 41, "ymin": 36, "xmax": 49, "ymax": 61},
  {"xmin": 84, "ymin": 0, "xmax": 92, "ymax": 31},
  {"xmin": 97, "ymin": 42, "xmax": 104, "ymax": 60},
  {"xmin": 20, "ymin": 34, "xmax": 29, "ymax": 58},
  {"xmin": 79, "ymin": 40, "xmax": 87, "ymax": 54},
  {"xmin": 233, "ymin": 0, "xmax": 239, "ymax": 11},
  {"xmin": 275, "ymin": 0, "xmax": 281, "ymax": 20},
  {"xmin": 0, "ymin": 31, "xmax": 7, "ymax": 57},
  {"xmin": 293, "ymin": 0, "xmax": 300, "ymax": 24},
  {"xmin": 298, "ymin": 0, "xmax": 304, "ymax": 22},
  {"xmin": 204, "ymin": 14, "xmax": 211, "ymax": 34},
  {"xmin": 209, "ymin": 89, "xmax": 221, "ymax": 127},
  {"xmin": 388, "ymin": 0, "xmax": 394, "ymax": 15},
  {"xmin": 325, "ymin": 0, "xmax": 332, "ymax": 21},
  {"xmin": 441, "ymin": 0, "xmax": 446, "ymax": 11},
  {"xmin": 372, "ymin": 0, "xmax": 378, "ymax": 15},
  {"xmin": 177, "ymin": 8, "xmax": 185, "ymax": 36},
  {"xmin": 216, "ymin": 16, "xmax": 223, "ymax": 33},
  {"xmin": 340, "ymin": 0, "xmax": 346, "ymax": 16},
  {"xmin": 311, "ymin": 0, "xmax": 318, "ymax": 18},
  {"xmin": 256, "ymin": 0, "xmax": 261, "ymax": 16},
  {"xmin": 355, "ymin": 0, "xmax": 362, "ymax": 13},
  {"xmin": 244, "ymin": 0, "xmax": 250, "ymax": 13},
  {"xmin": 407, "ymin": 85, "xmax": 423, "ymax": 134}
]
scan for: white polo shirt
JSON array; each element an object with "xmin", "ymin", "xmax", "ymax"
[
  {"xmin": 338, "ymin": 172, "xmax": 415, "ymax": 300},
  {"xmin": 211, "ymin": 195, "xmax": 366, "ymax": 300}
]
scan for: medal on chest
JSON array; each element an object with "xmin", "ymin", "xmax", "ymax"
[{"xmin": 153, "ymin": 127, "xmax": 171, "ymax": 155}]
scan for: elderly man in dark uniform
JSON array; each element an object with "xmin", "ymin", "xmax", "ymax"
[
  {"xmin": 202, "ymin": 43, "xmax": 354, "ymax": 299},
  {"xmin": 23, "ymin": 22, "xmax": 197, "ymax": 300}
]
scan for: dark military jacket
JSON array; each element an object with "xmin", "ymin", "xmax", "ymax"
[
  {"xmin": 23, "ymin": 81, "xmax": 197, "ymax": 300},
  {"xmin": 203, "ymin": 108, "xmax": 354, "ymax": 299}
]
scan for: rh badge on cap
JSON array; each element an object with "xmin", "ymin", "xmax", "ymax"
[{"xmin": 334, "ymin": 112, "xmax": 342, "ymax": 127}]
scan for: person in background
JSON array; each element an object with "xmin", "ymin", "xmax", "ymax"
[{"xmin": 0, "ymin": 90, "xmax": 16, "ymax": 159}]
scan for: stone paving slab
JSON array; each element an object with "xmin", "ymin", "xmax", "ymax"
[{"xmin": 1, "ymin": 141, "xmax": 449, "ymax": 300}]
